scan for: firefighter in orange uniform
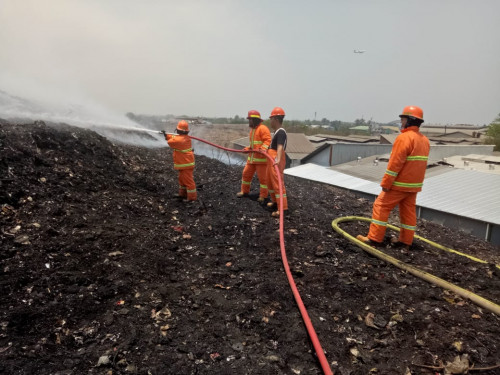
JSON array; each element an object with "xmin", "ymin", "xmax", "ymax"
[
  {"xmin": 164, "ymin": 120, "xmax": 197, "ymax": 201},
  {"xmin": 266, "ymin": 107, "xmax": 288, "ymax": 217},
  {"xmin": 236, "ymin": 110, "xmax": 271, "ymax": 203},
  {"xmin": 357, "ymin": 106, "xmax": 429, "ymax": 249}
]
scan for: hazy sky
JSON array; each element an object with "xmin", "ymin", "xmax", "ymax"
[{"xmin": 1, "ymin": 0, "xmax": 499, "ymax": 125}]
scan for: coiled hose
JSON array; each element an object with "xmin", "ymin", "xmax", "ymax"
[
  {"xmin": 332, "ymin": 216, "xmax": 500, "ymax": 316},
  {"xmin": 189, "ymin": 135, "xmax": 334, "ymax": 375}
]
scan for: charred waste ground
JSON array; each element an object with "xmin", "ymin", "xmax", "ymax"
[{"xmin": 1, "ymin": 121, "xmax": 499, "ymax": 375}]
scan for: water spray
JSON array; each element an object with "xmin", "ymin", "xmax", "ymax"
[
  {"xmin": 85, "ymin": 123, "xmax": 165, "ymax": 134},
  {"xmin": 84, "ymin": 123, "xmax": 179, "ymax": 137}
]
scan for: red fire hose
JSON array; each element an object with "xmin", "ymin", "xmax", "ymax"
[{"xmin": 188, "ymin": 135, "xmax": 334, "ymax": 375}]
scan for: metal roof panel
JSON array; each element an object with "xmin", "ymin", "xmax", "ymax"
[{"xmin": 285, "ymin": 163, "xmax": 500, "ymax": 225}]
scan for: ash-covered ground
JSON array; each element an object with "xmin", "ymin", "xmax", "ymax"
[{"xmin": 1, "ymin": 121, "xmax": 499, "ymax": 375}]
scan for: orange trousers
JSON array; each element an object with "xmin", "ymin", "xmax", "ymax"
[
  {"xmin": 266, "ymin": 149, "xmax": 288, "ymax": 211},
  {"xmin": 368, "ymin": 189, "xmax": 417, "ymax": 245},
  {"xmin": 177, "ymin": 168, "xmax": 197, "ymax": 201},
  {"xmin": 240, "ymin": 163, "xmax": 268, "ymax": 198}
]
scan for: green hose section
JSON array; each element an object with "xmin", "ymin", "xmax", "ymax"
[{"xmin": 331, "ymin": 216, "xmax": 500, "ymax": 317}]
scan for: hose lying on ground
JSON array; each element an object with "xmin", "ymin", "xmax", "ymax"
[
  {"xmin": 331, "ymin": 216, "xmax": 500, "ymax": 317},
  {"xmin": 188, "ymin": 135, "xmax": 334, "ymax": 375}
]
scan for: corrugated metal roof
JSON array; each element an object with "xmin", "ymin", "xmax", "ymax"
[
  {"xmin": 285, "ymin": 163, "xmax": 500, "ymax": 225},
  {"xmin": 285, "ymin": 163, "xmax": 381, "ymax": 195},
  {"xmin": 329, "ymin": 155, "xmax": 445, "ymax": 182},
  {"xmin": 287, "ymin": 152, "xmax": 311, "ymax": 160},
  {"xmin": 418, "ymin": 170, "xmax": 500, "ymax": 223},
  {"xmin": 307, "ymin": 135, "xmax": 328, "ymax": 143},
  {"xmin": 232, "ymin": 133, "xmax": 315, "ymax": 155},
  {"xmin": 461, "ymin": 154, "xmax": 500, "ymax": 163},
  {"xmin": 440, "ymin": 155, "xmax": 500, "ymax": 174},
  {"xmin": 285, "ymin": 133, "xmax": 316, "ymax": 153},
  {"xmin": 313, "ymin": 134, "xmax": 379, "ymax": 143},
  {"xmin": 232, "ymin": 133, "xmax": 315, "ymax": 159},
  {"xmin": 380, "ymin": 134, "xmax": 398, "ymax": 144}
]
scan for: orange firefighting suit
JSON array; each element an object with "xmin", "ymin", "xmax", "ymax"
[
  {"xmin": 165, "ymin": 134, "xmax": 197, "ymax": 201},
  {"xmin": 240, "ymin": 123, "xmax": 271, "ymax": 198},
  {"xmin": 266, "ymin": 128, "xmax": 288, "ymax": 211},
  {"xmin": 367, "ymin": 126, "xmax": 430, "ymax": 245}
]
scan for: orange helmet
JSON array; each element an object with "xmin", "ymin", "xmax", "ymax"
[
  {"xmin": 176, "ymin": 120, "xmax": 189, "ymax": 132},
  {"xmin": 246, "ymin": 110, "xmax": 262, "ymax": 121},
  {"xmin": 270, "ymin": 107, "xmax": 285, "ymax": 118},
  {"xmin": 399, "ymin": 106, "xmax": 423, "ymax": 121}
]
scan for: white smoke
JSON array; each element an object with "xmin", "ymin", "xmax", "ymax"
[
  {"xmin": 0, "ymin": 88, "xmax": 165, "ymax": 147},
  {"xmin": 0, "ymin": 89, "xmax": 247, "ymax": 164}
]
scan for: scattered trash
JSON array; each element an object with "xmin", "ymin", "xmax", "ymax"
[
  {"xmin": 350, "ymin": 347, "xmax": 361, "ymax": 358},
  {"xmin": 97, "ymin": 355, "xmax": 110, "ymax": 366},
  {"xmin": 10, "ymin": 225, "xmax": 21, "ymax": 234},
  {"xmin": 210, "ymin": 352, "xmax": 220, "ymax": 361},
  {"xmin": 108, "ymin": 251, "xmax": 124, "ymax": 257},
  {"xmin": 452, "ymin": 341, "xmax": 463, "ymax": 352},
  {"xmin": 151, "ymin": 307, "xmax": 172, "ymax": 322},
  {"xmin": 364, "ymin": 312, "xmax": 380, "ymax": 329},
  {"xmin": 160, "ymin": 324, "xmax": 170, "ymax": 336},
  {"xmin": 390, "ymin": 313, "xmax": 403, "ymax": 322},
  {"xmin": 14, "ymin": 235, "xmax": 31, "ymax": 245},
  {"xmin": 0, "ymin": 343, "xmax": 12, "ymax": 353}
]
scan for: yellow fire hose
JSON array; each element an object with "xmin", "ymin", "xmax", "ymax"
[{"xmin": 331, "ymin": 216, "xmax": 500, "ymax": 316}]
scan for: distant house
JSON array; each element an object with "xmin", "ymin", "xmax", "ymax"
[
  {"xmin": 379, "ymin": 134, "xmax": 398, "ymax": 145},
  {"xmin": 419, "ymin": 125, "xmax": 488, "ymax": 138},
  {"xmin": 301, "ymin": 139, "xmax": 494, "ymax": 167},
  {"xmin": 308, "ymin": 134, "xmax": 378, "ymax": 144},
  {"xmin": 380, "ymin": 126, "xmax": 399, "ymax": 134},
  {"xmin": 349, "ymin": 125, "xmax": 370, "ymax": 135}
]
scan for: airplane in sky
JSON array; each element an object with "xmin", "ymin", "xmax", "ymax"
[{"xmin": 354, "ymin": 50, "xmax": 366, "ymax": 53}]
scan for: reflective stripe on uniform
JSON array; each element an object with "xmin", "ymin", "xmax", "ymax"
[
  {"xmin": 400, "ymin": 223, "xmax": 416, "ymax": 231},
  {"xmin": 385, "ymin": 169, "xmax": 398, "ymax": 177},
  {"xmin": 174, "ymin": 148, "xmax": 193, "ymax": 153},
  {"xmin": 393, "ymin": 181, "xmax": 423, "ymax": 188},
  {"xmin": 174, "ymin": 162, "xmax": 195, "ymax": 168},
  {"xmin": 247, "ymin": 156, "xmax": 267, "ymax": 163},
  {"xmin": 406, "ymin": 155, "xmax": 428, "ymax": 161},
  {"xmin": 242, "ymin": 180, "xmax": 251, "ymax": 185}
]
